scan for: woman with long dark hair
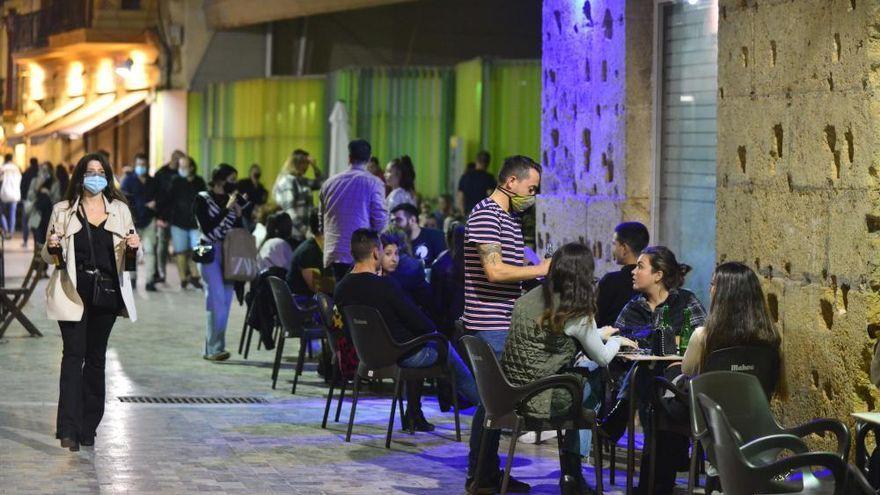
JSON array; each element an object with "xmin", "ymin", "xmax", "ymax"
[
  {"xmin": 649, "ymin": 262, "xmax": 784, "ymax": 494},
  {"xmin": 497, "ymin": 243, "xmax": 637, "ymax": 495},
  {"xmin": 682, "ymin": 261, "xmax": 782, "ymax": 376},
  {"xmin": 258, "ymin": 211, "xmax": 295, "ymax": 270},
  {"xmin": 385, "ymin": 155, "xmax": 417, "ymax": 210},
  {"xmin": 194, "ymin": 164, "xmax": 243, "ymax": 361},
  {"xmin": 42, "ymin": 152, "xmax": 140, "ymax": 451}
]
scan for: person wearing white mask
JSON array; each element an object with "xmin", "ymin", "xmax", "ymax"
[
  {"xmin": 43, "ymin": 152, "xmax": 140, "ymax": 452},
  {"xmin": 120, "ymin": 153, "xmax": 159, "ymax": 291}
]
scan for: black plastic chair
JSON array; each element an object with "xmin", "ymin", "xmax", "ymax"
[
  {"xmin": 315, "ymin": 293, "xmax": 348, "ymax": 429},
  {"xmin": 341, "ymin": 305, "xmax": 461, "ymax": 449},
  {"xmin": 267, "ymin": 277, "xmax": 325, "ymax": 394},
  {"xmin": 461, "ymin": 335, "xmax": 604, "ymax": 495},
  {"xmin": 695, "ymin": 393, "xmax": 874, "ymax": 495},
  {"xmin": 690, "ymin": 372, "xmax": 851, "ymax": 494},
  {"xmin": 650, "ymin": 345, "xmax": 781, "ymax": 492}
]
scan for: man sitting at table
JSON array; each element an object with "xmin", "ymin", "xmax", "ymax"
[{"xmin": 334, "ymin": 228, "xmax": 479, "ymax": 431}]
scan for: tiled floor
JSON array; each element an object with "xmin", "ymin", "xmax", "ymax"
[{"xmin": 0, "ymin": 237, "xmax": 648, "ymax": 494}]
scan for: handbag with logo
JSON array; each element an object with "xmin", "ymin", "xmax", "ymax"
[
  {"xmin": 222, "ymin": 228, "xmax": 259, "ymax": 282},
  {"xmin": 80, "ymin": 207, "xmax": 119, "ymax": 310}
]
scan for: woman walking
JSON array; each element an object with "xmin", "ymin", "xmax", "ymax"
[
  {"xmin": 194, "ymin": 164, "xmax": 243, "ymax": 361},
  {"xmin": 43, "ymin": 152, "xmax": 139, "ymax": 451}
]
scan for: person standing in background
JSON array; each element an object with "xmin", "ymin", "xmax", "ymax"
[
  {"xmin": 20, "ymin": 157, "xmax": 38, "ymax": 247},
  {"xmin": 0, "ymin": 154, "xmax": 22, "ymax": 239},
  {"xmin": 385, "ymin": 155, "xmax": 417, "ymax": 211},
  {"xmin": 457, "ymin": 151, "xmax": 496, "ymax": 217},
  {"xmin": 153, "ymin": 150, "xmax": 187, "ymax": 285},
  {"xmin": 367, "ymin": 156, "xmax": 386, "ymax": 191},
  {"xmin": 168, "ymin": 158, "xmax": 206, "ymax": 290},
  {"xmin": 236, "ymin": 163, "xmax": 268, "ymax": 232},
  {"xmin": 319, "ymin": 139, "xmax": 388, "ymax": 281},
  {"xmin": 273, "ymin": 149, "xmax": 324, "ymax": 243},
  {"xmin": 26, "ymin": 161, "xmax": 56, "ymax": 246},
  {"xmin": 121, "ymin": 153, "xmax": 159, "ymax": 292}
]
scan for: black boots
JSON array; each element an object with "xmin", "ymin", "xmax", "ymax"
[{"xmin": 560, "ymin": 450, "xmax": 597, "ymax": 495}]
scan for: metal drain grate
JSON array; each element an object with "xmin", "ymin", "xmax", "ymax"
[{"xmin": 118, "ymin": 396, "xmax": 268, "ymax": 404}]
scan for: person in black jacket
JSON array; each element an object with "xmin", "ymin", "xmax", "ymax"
[
  {"xmin": 595, "ymin": 222, "xmax": 650, "ymax": 328},
  {"xmin": 236, "ymin": 163, "xmax": 268, "ymax": 231},
  {"xmin": 20, "ymin": 157, "xmax": 38, "ymax": 247},
  {"xmin": 153, "ymin": 149, "xmax": 187, "ymax": 284},
  {"xmin": 120, "ymin": 153, "xmax": 158, "ymax": 291},
  {"xmin": 430, "ymin": 223, "xmax": 465, "ymax": 338},
  {"xmin": 334, "ymin": 229, "xmax": 478, "ymax": 433},
  {"xmin": 169, "ymin": 158, "xmax": 206, "ymax": 290},
  {"xmin": 194, "ymin": 164, "xmax": 244, "ymax": 361}
]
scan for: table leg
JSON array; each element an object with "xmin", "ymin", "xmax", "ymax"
[{"xmin": 626, "ymin": 364, "xmax": 639, "ymax": 495}]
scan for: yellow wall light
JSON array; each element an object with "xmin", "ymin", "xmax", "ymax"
[
  {"xmin": 67, "ymin": 61, "xmax": 85, "ymax": 97},
  {"xmin": 28, "ymin": 63, "xmax": 46, "ymax": 101},
  {"xmin": 96, "ymin": 59, "xmax": 116, "ymax": 94}
]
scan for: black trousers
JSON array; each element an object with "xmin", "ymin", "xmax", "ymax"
[{"xmin": 56, "ymin": 304, "xmax": 117, "ymax": 441}]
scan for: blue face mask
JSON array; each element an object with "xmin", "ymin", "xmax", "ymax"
[
  {"xmin": 135, "ymin": 165, "xmax": 147, "ymax": 176},
  {"xmin": 83, "ymin": 176, "xmax": 108, "ymax": 194},
  {"xmin": 178, "ymin": 168, "xmax": 189, "ymax": 178}
]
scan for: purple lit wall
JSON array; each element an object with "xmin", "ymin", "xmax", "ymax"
[{"xmin": 539, "ymin": 0, "xmax": 653, "ymax": 275}]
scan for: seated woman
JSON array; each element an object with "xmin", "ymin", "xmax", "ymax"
[
  {"xmin": 258, "ymin": 211, "xmax": 296, "ymax": 271},
  {"xmin": 380, "ymin": 228, "xmax": 436, "ymax": 318},
  {"xmin": 647, "ymin": 261, "xmax": 783, "ymax": 495},
  {"xmin": 602, "ymin": 246, "xmax": 707, "ymax": 493},
  {"xmin": 501, "ymin": 243, "xmax": 637, "ymax": 495}
]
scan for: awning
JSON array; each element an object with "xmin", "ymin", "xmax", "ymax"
[
  {"xmin": 29, "ymin": 93, "xmax": 116, "ymax": 143},
  {"xmin": 7, "ymin": 96, "xmax": 85, "ymax": 145},
  {"xmin": 62, "ymin": 90, "xmax": 151, "ymax": 139}
]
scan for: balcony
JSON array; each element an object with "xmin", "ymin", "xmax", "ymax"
[{"xmin": 9, "ymin": 1, "xmax": 93, "ymax": 53}]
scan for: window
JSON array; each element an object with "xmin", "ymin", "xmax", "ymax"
[{"xmin": 656, "ymin": 0, "xmax": 718, "ymax": 305}]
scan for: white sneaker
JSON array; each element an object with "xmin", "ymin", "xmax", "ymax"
[{"xmin": 518, "ymin": 430, "xmax": 557, "ymax": 444}]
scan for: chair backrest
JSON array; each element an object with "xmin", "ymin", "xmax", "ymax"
[
  {"xmin": 341, "ymin": 305, "xmax": 403, "ymax": 370},
  {"xmin": 695, "ymin": 393, "xmax": 767, "ymax": 495},
  {"xmin": 703, "ymin": 345, "xmax": 779, "ymax": 398},
  {"xmin": 314, "ymin": 293, "xmax": 340, "ymax": 354},
  {"xmin": 689, "ymin": 370, "xmax": 784, "ymax": 477},
  {"xmin": 267, "ymin": 276, "xmax": 306, "ymax": 338},
  {"xmin": 461, "ymin": 335, "xmax": 520, "ymax": 423}
]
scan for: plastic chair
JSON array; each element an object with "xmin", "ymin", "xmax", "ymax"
[
  {"xmin": 315, "ymin": 293, "xmax": 348, "ymax": 429},
  {"xmin": 461, "ymin": 335, "xmax": 604, "ymax": 495},
  {"xmin": 266, "ymin": 277, "xmax": 325, "ymax": 394},
  {"xmin": 649, "ymin": 345, "xmax": 781, "ymax": 493},
  {"xmin": 341, "ymin": 305, "xmax": 461, "ymax": 449},
  {"xmin": 695, "ymin": 393, "xmax": 874, "ymax": 495}
]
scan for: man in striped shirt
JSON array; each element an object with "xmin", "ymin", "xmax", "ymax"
[{"xmin": 464, "ymin": 155, "xmax": 550, "ymax": 494}]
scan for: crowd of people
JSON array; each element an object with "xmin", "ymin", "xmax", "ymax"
[{"xmin": 21, "ymin": 139, "xmax": 793, "ymax": 495}]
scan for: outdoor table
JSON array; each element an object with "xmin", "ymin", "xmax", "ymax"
[
  {"xmin": 618, "ymin": 353, "xmax": 683, "ymax": 495},
  {"xmin": 852, "ymin": 412, "xmax": 880, "ymax": 478}
]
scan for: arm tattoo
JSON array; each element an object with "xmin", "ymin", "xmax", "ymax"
[{"xmin": 478, "ymin": 243, "xmax": 503, "ymax": 267}]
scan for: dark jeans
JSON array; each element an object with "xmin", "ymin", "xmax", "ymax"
[
  {"xmin": 467, "ymin": 330, "xmax": 508, "ymax": 481},
  {"xmin": 56, "ymin": 304, "xmax": 117, "ymax": 441},
  {"xmin": 331, "ymin": 262, "xmax": 352, "ymax": 282}
]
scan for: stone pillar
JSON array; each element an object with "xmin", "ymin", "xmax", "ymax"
[
  {"xmin": 538, "ymin": 0, "xmax": 653, "ymax": 275},
  {"xmin": 716, "ymin": 0, "xmax": 880, "ymax": 427}
]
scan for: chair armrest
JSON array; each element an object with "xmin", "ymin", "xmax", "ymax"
[
  {"xmin": 740, "ymin": 433, "xmax": 809, "ymax": 459},
  {"xmin": 753, "ymin": 452, "xmax": 846, "ymax": 489},
  {"xmin": 654, "ymin": 376, "xmax": 689, "ymax": 403},
  {"xmin": 785, "ymin": 418, "xmax": 851, "ymax": 458},
  {"xmin": 396, "ymin": 332, "xmax": 450, "ymax": 362},
  {"xmin": 514, "ymin": 374, "xmax": 584, "ymax": 416}
]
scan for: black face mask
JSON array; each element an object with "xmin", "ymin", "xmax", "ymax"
[
  {"xmin": 252, "ymin": 173, "xmax": 261, "ymax": 180},
  {"xmin": 223, "ymin": 182, "xmax": 237, "ymax": 194}
]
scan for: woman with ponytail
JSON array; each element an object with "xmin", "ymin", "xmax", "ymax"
[
  {"xmin": 610, "ymin": 245, "xmax": 707, "ymax": 495},
  {"xmin": 385, "ymin": 155, "xmax": 417, "ymax": 211}
]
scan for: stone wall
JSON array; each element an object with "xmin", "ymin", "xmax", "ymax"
[
  {"xmin": 715, "ymin": 0, "xmax": 880, "ymax": 428},
  {"xmin": 538, "ymin": 0, "xmax": 653, "ymax": 276}
]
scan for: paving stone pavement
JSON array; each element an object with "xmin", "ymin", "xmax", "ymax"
[{"xmin": 0, "ymin": 237, "xmax": 651, "ymax": 495}]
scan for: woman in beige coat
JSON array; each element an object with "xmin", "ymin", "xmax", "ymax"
[{"xmin": 42, "ymin": 152, "xmax": 139, "ymax": 452}]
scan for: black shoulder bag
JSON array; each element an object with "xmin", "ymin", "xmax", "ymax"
[{"xmin": 80, "ymin": 206, "xmax": 120, "ymax": 310}]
